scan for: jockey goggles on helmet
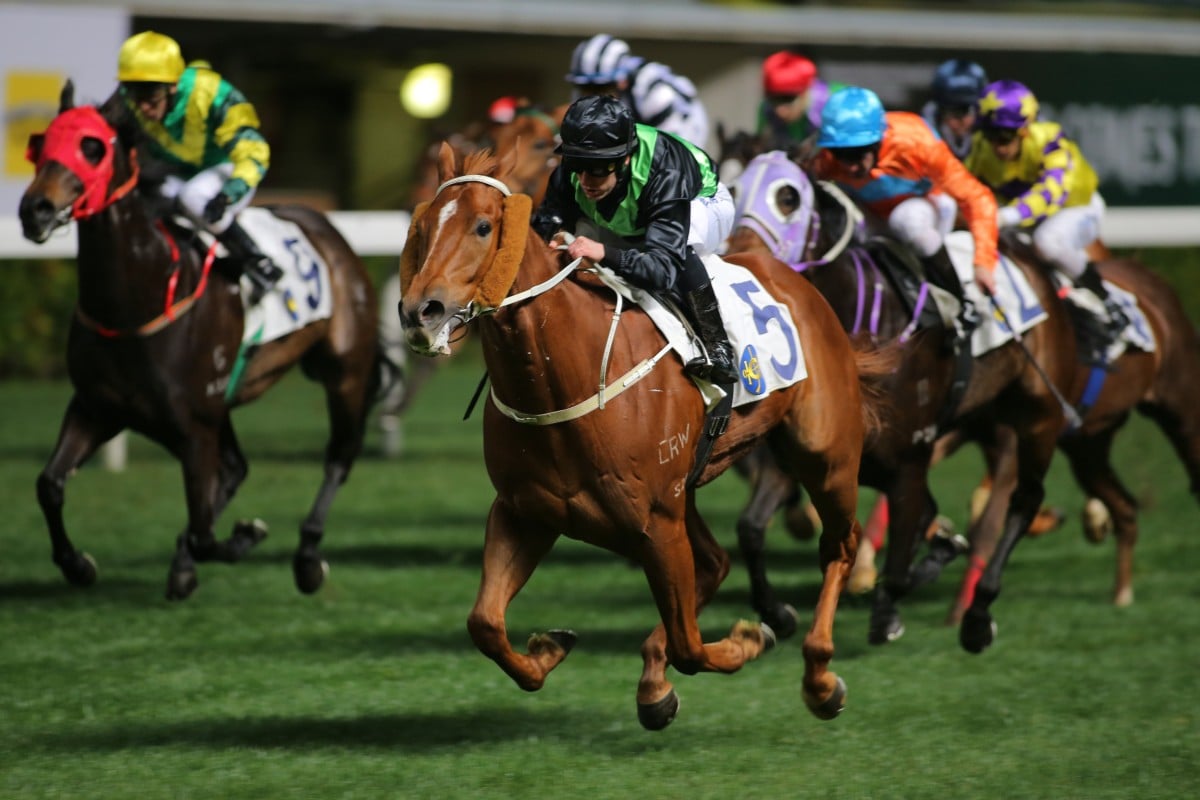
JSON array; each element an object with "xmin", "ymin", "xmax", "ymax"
[{"xmin": 556, "ymin": 95, "xmax": 635, "ymax": 173}]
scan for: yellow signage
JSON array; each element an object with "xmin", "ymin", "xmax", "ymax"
[{"xmin": 6, "ymin": 71, "xmax": 63, "ymax": 178}]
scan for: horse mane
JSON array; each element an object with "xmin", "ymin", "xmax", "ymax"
[{"xmin": 462, "ymin": 148, "xmax": 501, "ymax": 179}]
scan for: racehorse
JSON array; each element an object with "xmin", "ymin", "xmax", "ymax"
[
  {"xmin": 398, "ymin": 143, "xmax": 890, "ymax": 728},
  {"xmin": 726, "ymin": 150, "xmax": 1076, "ymax": 652},
  {"xmin": 18, "ymin": 83, "xmax": 383, "ymax": 600},
  {"xmin": 932, "ymin": 233, "xmax": 1200, "ymax": 619}
]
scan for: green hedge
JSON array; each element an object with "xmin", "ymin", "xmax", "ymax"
[{"xmin": 0, "ymin": 249, "xmax": 1193, "ymax": 379}]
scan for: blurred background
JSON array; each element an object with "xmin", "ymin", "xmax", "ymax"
[{"xmin": 2, "ymin": 0, "xmax": 1199, "ymax": 375}]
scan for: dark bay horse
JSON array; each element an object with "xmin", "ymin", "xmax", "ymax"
[
  {"xmin": 934, "ymin": 234, "xmax": 1200, "ymax": 620},
  {"xmin": 399, "ymin": 144, "xmax": 890, "ymax": 728},
  {"xmin": 18, "ymin": 84, "xmax": 382, "ymax": 600},
  {"xmin": 727, "ymin": 151, "xmax": 1077, "ymax": 652}
]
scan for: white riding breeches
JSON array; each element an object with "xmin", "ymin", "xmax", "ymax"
[
  {"xmin": 159, "ymin": 163, "xmax": 257, "ymax": 235},
  {"xmin": 1029, "ymin": 193, "xmax": 1105, "ymax": 279},
  {"xmin": 887, "ymin": 193, "xmax": 957, "ymax": 257},
  {"xmin": 688, "ymin": 183, "xmax": 734, "ymax": 257}
]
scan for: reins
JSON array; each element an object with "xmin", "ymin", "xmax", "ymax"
[{"xmin": 435, "ymin": 174, "xmax": 672, "ymax": 425}]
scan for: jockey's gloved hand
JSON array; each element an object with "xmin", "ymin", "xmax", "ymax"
[{"xmin": 203, "ymin": 193, "xmax": 230, "ymax": 225}]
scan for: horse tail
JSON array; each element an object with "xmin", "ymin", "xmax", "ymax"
[{"xmin": 850, "ymin": 335, "xmax": 899, "ymax": 445}]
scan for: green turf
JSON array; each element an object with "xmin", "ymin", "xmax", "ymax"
[{"xmin": 1, "ymin": 350, "xmax": 1197, "ymax": 799}]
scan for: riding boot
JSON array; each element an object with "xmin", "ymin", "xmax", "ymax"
[
  {"xmin": 920, "ymin": 246, "xmax": 978, "ymax": 341},
  {"xmin": 218, "ymin": 220, "xmax": 284, "ymax": 304},
  {"xmin": 679, "ymin": 249, "xmax": 739, "ymax": 385},
  {"xmin": 1075, "ymin": 262, "xmax": 1129, "ymax": 338}
]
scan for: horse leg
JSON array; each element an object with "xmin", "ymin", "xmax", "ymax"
[
  {"xmin": 636, "ymin": 501, "xmax": 774, "ymax": 729},
  {"xmin": 1061, "ymin": 428, "xmax": 1140, "ymax": 606},
  {"xmin": 869, "ymin": 462, "xmax": 935, "ymax": 645},
  {"xmin": 638, "ymin": 500, "xmax": 768, "ymax": 730},
  {"xmin": 293, "ymin": 376, "xmax": 371, "ymax": 594},
  {"xmin": 735, "ymin": 447, "xmax": 802, "ymax": 639},
  {"xmin": 36, "ymin": 397, "xmax": 122, "ymax": 586},
  {"xmin": 960, "ymin": 421, "xmax": 1058, "ymax": 653},
  {"xmin": 465, "ymin": 498, "xmax": 570, "ymax": 692}
]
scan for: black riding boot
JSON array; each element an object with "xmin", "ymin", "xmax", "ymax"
[
  {"xmin": 1075, "ymin": 262, "xmax": 1129, "ymax": 337},
  {"xmin": 219, "ymin": 220, "xmax": 284, "ymax": 304},
  {"xmin": 678, "ymin": 249, "xmax": 739, "ymax": 385},
  {"xmin": 920, "ymin": 246, "xmax": 979, "ymax": 340}
]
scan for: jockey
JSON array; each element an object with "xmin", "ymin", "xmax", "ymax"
[
  {"xmin": 811, "ymin": 86, "xmax": 999, "ymax": 338},
  {"xmin": 921, "ymin": 59, "xmax": 989, "ymax": 161},
  {"xmin": 116, "ymin": 30, "xmax": 282, "ymax": 302},
  {"xmin": 566, "ymin": 34, "xmax": 710, "ymax": 149},
  {"xmin": 966, "ymin": 79, "xmax": 1128, "ymax": 345},
  {"xmin": 533, "ymin": 95, "xmax": 738, "ymax": 384},
  {"xmin": 757, "ymin": 51, "xmax": 844, "ymax": 150}
]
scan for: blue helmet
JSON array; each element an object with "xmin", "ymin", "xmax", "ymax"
[
  {"xmin": 931, "ymin": 59, "xmax": 989, "ymax": 107},
  {"xmin": 817, "ymin": 86, "xmax": 886, "ymax": 148}
]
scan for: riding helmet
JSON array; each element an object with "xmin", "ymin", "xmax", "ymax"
[
  {"xmin": 816, "ymin": 86, "xmax": 886, "ymax": 148},
  {"xmin": 931, "ymin": 59, "xmax": 989, "ymax": 108},
  {"xmin": 762, "ymin": 51, "xmax": 817, "ymax": 96},
  {"xmin": 567, "ymin": 34, "xmax": 631, "ymax": 85},
  {"xmin": 556, "ymin": 95, "xmax": 635, "ymax": 168},
  {"xmin": 977, "ymin": 79, "xmax": 1039, "ymax": 130},
  {"xmin": 117, "ymin": 31, "xmax": 185, "ymax": 84}
]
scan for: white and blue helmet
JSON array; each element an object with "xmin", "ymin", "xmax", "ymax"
[{"xmin": 567, "ymin": 34, "xmax": 631, "ymax": 86}]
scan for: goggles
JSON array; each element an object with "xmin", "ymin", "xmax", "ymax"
[
  {"xmin": 981, "ymin": 127, "xmax": 1020, "ymax": 145},
  {"xmin": 569, "ymin": 160, "xmax": 621, "ymax": 178},
  {"xmin": 828, "ymin": 145, "xmax": 876, "ymax": 165}
]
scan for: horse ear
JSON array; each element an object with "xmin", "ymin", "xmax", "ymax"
[
  {"xmin": 436, "ymin": 141, "xmax": 458, "ymax": 183},
  {"xmin": 398, "ymin": 201, "xmax": 431, "ymax": 298},
  {"xmin": 59, "ymin": 80, "xmax": 75, "ymax": 112},
  {"xmin": 472, "ymin": 193, "xmax": 531, "ymax": 311}
]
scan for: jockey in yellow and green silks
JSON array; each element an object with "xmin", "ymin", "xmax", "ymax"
[{"xmin": 117, "ymin": 30, "xmax": 281, "ymax": 301}]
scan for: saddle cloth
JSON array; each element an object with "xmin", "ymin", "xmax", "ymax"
[
  {"xmin": 591, "ymin": 253, "xmax": 808, "ymax": 410},
  {"xmin": 943, "ymin": 231, "xmax": 1154, "ymax": 360},
  {"xmin": 213, "ymin": 207, "xmax": 334, "ymax": 348}
]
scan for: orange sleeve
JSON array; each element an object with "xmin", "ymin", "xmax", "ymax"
[{"xmin": 914, "ymin": 126, "xmax": 999, "ymax": 270}]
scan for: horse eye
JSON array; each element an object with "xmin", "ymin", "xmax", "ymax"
[
  {"xmin": 777, "ymin": 186, "xmax": 800, "ymax": 215},
  {"xmin": 80, "ymin": 137, "xmax": 106, "ymax": 166},
  {"xmin": 475, "ymin": 220, "xmax": 493, "ymax": 237}
]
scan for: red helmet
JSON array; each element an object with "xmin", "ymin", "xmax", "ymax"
[{"xmin": 762, "ymin": 51, "xmax": 817, "ymax": 96}]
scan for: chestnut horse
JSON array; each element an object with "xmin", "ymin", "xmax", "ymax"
[
  {"xmin": 399, "ymin": 144, "xmax": 889, "ymax": 728},
  {"xmin": 18, "ymin": 84, "xmax": 382, "ymax": 600},
  {"xmin": 727, "ymin": 151, "xmax": 1076, "ymax": 652}
]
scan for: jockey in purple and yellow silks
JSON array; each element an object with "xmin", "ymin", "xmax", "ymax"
[
  {"xmin": 966, "ymin": 79, "xmax": 1127, "ymax": 344},
  {"xmin": 811, "ymin": 86, "xmax": 999, "ymax": 342},
  {"xmin": 117, "ymin": 30, "xmax": 281, "ymax": 302}
]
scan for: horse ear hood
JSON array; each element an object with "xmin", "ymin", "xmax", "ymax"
[
  {"xmin": 398, "ymin": 201, "xmax": 430, "ymax": 298},
  {"xmin": 472, "ymin": 193, "xmax": 531, "ymax": 311}
]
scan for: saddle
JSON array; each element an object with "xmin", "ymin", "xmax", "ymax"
[{"xmin": 863, "ymin": 236, "xmax": 949, "ymax": 334}]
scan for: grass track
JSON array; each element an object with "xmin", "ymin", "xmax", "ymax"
[{"xmin": 1, "ymin": 351, "xmax": 1197, "ymax": 799}]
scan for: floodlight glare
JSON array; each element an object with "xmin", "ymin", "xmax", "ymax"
[{"xmin": 400, "ymin": 63, "xmax": 451, "ymax": 118}]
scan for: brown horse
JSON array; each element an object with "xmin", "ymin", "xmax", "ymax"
[
  {"xmin": 18, "ymin": 83, "xmax": 382, "ymax": 600},
  {"xmin": 726, "ymin": 151, "xmax": 1076, "ymax": 652},
  {"xmin": 935, "ymin": 234, "xmax": 1200, "ymax": 620},
  {"xmin": 399, "ymin": 144, "xmax": 890, "ymax": 728}
]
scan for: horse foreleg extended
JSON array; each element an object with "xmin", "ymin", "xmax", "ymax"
[
  {"xmin": 36, "ymin": 397, "xmax": 122, "ymax": 587},
  {"xmin": 735, "ymin": 447, "xmax": 803, "ymax": 639},
  {"xmin": 466, "ymin": 498, "xmax": 570, "ymax": 692},
  {"xmin": 869, "ymin": 464, "xmax": 935, "ymax": 645},
  {"xmin": 1061, "ymin": 429, "xmax": 1139, "ymax": 606}
]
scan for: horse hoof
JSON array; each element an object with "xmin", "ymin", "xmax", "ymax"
[
  {"xmin": 231, "ymin": 518, "xmax": 269, "ymax": 558},
  {"xmin": 60, "ymin": 552, "xmax": 98, "ymax": 587},
  {"xmin": 637, "ymin": 689, "xmax": 680, "ymax": 731},
  {"xmin": 867, "ymin": 617, "xmax": 904, "ymax": 646},
  {"xmin": 166, "ymin": 569, "xmax": 198, "ymax": 601},
  {"xmin": 1082, "ymin": 498, "xmax": 1112, "ymax": 544},
  {"xmin": 760, "ymin": 621, "xmax": 778, "ymax": 653},
  {"xmin": 804, "ymin": 675, "xmax": 847, "ymax": 721},
  {"xmin": 293, "ymin": 556, "xmax": 329, "ymax": 595},
  {"xmin": 545, "ymin": 629, "xmax": 578, "ymax": 655},
  {"xmin": 766, "ymin": 604, "xmax": 799, "ymax": 640},
  {"xmin": 959, "ymin": 609, "xmax": 997, "ymax": 654}
]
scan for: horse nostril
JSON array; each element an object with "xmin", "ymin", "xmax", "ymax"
[{"xmin": 418, "ymin": 299, "xmax": 445, "ymax": 325}]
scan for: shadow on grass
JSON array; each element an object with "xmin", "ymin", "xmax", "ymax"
[{"xmin": 26, "ymin": 706, "xmax": 616, "ymax": 754}]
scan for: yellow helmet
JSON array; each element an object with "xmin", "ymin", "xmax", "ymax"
[{"xmin": 117, "ymin": 31, "xmax": 184, "ymax": 84}]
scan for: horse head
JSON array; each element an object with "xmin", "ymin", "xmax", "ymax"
[
  {"xmin": 488, "ymin": 98, "xmax": 563, "ymax": 205},
  {"xmin": 19, "ymin": 81, "xmax": 138, "ymax": 242},
  {"xmin": 728, "ymin": 151, "xmax": 818, "ymax": 268},
  {"xmin": 398, "ymin": 142, "xmax": 532, "ymax": 356}
]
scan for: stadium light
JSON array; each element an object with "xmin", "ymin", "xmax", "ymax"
[{"xmin": 400, "ymin": 63, "xmax": 451, "ymax": 119}]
